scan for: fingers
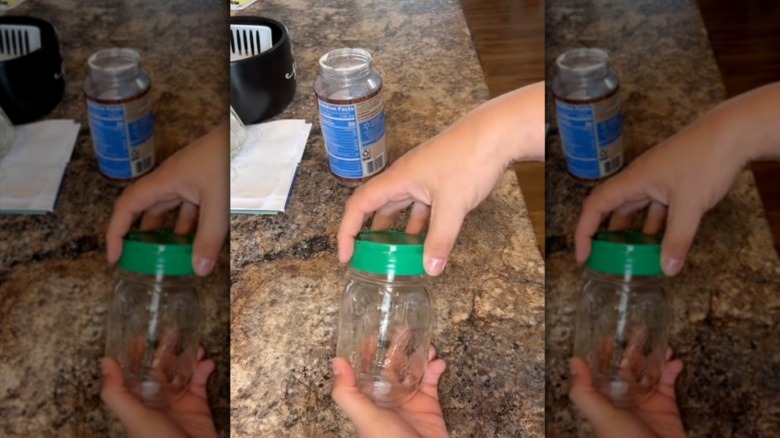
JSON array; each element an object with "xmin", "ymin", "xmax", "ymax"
[
  {"xmin": 655, "ymin": 347, "xmax": 684, "ymax": 400},
  {"xmin": 656, "ymin": 360, "xmax": 683, "ymax": 398},
  {"xmin": 660, "ymin": 195, "xmax": 703, "ymax": 276},
  {"xmin": 423, "ymin": 195, "xmax": 467, "ymax": 276},
  {"xmin": 139, "ymin": 199, "xmax": 183, "ymax": 231},
  {"xmin": 642, "ymin": 202, "xmax": 667, "ymax": 235},
  {"xmin": 418, "ymin": 359, "xmax": 446, "ymax": 401},
  {"xmin": 405, "ymin": 202, "xmax": 431, "ymax": 235},
  {"xmin": 192, "ymin": 187, "xmax": 228, "ymax": 276},
  {"xmin": 338, "ymin": 179, "xmax": 401, "ymax": 264},
  {"xmin": 188, "ymin": 359, "xmax": 215, "ymax": 400},
  {"xmin": 371, "ymin": 201, "xmax": 412, "ymax": 231},
  {"xmin": 574, "ymin": 174, "xmax": 645, "ymax": 264},
  {"xmin": 106, "ymin": 175, "xmax": 170, "ymax": 264},
  {"xmin": 174, "ymin": 202, "xmax": 200, "ymax": 235}
]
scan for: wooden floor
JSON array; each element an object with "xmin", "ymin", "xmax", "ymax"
[
  {"xmin": 696, "ymin": 0, "xmax": 780, "ymax": 256},
  {"xmin": 460, "ymin": 0, "xmax": 546, "ymax": 255}
]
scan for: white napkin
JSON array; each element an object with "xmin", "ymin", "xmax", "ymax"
[
  {"xmin": 230, "ymin": 119, "xmax": 311, "ymax": 214},
  {"xmin": 0, "ymin": 120, "xmax": 80, "ymax": 214}
]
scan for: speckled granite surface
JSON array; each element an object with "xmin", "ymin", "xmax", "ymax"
[
  {"xmin": 546, "ymin": 0, "xmax": 780, "ymax": 436},
  {"xmin": 230, "ymin": 1, "xmax": 544, "ymax": 436},
  {"xmin": 0, "ymin": 1, "xmax": 229, "ymax": 436}
]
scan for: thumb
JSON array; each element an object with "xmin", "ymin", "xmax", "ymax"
[
  {"xmin": 192, "ymin": 191, "xmax": 228, "ymax": 276},
  {"xmin": 424, "ymin": 196, "xmax": 467, "ymax": 276},
  {"xmin": 331, "ymin": 358, "xmax": 382, "ymax": 424},
  {"xmin": 660, "ymin": 196, "xmax": 703, "ymax": 276},
  {"xmin": 100, "ymin": 358, "xmax": 185, "ymax": 438}
]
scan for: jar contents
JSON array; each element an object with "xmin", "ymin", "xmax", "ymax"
[
  {"xmin": 314, "ymin": 48, "xmax": 387, "ymax": 186},
  {"xmin": 553, "ymin": 48, "xmax": 623, "ymax": 181},
  {"xmin": 105, "ymin": 231, "xmax": 200, "ymax": 408},
  {"xmin": 83, "ymin": 48, "xmax": 155, "ymax": 180},
  {"xmin": 573, "ymin": 231, "xmax": 668, "ymax": 407},
  {"xmin": 337, "ymin": 231, "xmax": 433, "ymax": 407}
]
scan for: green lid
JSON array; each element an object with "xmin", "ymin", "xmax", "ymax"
[
  {"xmin": 349, "ymin": 231, "xmax": 426, "ymax": 276},
  {"xmin": 118, "ymin": 231, "xmax": 195, "ymax": 276},
  {"xmin": 586, "ymin": 231, "xmax": 662, "ymax": 276}
]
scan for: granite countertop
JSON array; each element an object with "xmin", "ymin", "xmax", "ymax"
[
  {"xmin": 546, "ymin": 0, "xmax": 780, "ymax": 436},
  {"xmin": 229, "ymin": 0, "xmax": 544, "ymax": 436},
  {"xmin": 0, "ymin": 1, "xmax": 229, "ymax": 436}
]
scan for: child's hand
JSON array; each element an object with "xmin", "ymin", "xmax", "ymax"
[
  {"xmin": 100, "ymin": 347, "xmax": 218, "ymax": 438},
  {"xmin": 569, "ymin": 347, "xmax": 686, "ymax": 438},
  {"xmin": 575, "ymin": 82, "xmax": 780, "ymax": 276},
  {"xmin": 338, "ymin": 82, "xmax": 544, "ymax": 276},
  {"xmin": 106, "ymin": 124, "xmax": 229, "ymax": 276},
  {"xmin": 331, "ymin": 346, "xmax": 449, "ymax": 438}
]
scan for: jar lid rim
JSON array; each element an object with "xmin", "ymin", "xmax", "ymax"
[
  {"xmin": 119, "ymin": 231, "xmax": 195, "ymax": 276},
  {"xmin": 586, "ymin": 231, "xmax": 663, "ymax": 276},
  {"xmin": 349, "ymin": 231, "xmax": 426, "ymax": 276}
]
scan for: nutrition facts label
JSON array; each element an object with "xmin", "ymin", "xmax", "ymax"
[
  {"xmin": 87, "ymin": 96, "xmax": 155, "ymax": 179},
  {"xmin": 556, "ymin": 94, "xmax": 623, "ymax": 179},
  {"xmin": 318, "ymin": 92, "xmax": 386, "ymax": 179}
]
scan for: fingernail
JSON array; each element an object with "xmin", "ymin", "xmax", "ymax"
[
  {"xmin": 101, "ymin": 359, "xmax": 110, "ymax": 376},
  {"xmin": 426, "ymin": 258, "xmax": 446, "ymax": 276},
  {"xmin": 332, "ymin": 361, "xmax": 341, "ymax": 376},
  {"xmin": 663, "ymin": 257, "xmax": 683, "ymax": 276},
  {"xmin": 568, "ymin": 359, "xmax": 578, "ymax": 376},
  {"xmin": 195, "ymin": 257, "xmax": 215, "ymax": 276}
]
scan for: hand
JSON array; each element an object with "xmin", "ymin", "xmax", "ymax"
[
  {"xmin": 331, "ymin": 346, "xmax": 449, "ymax": 438},
  {"xmin": 338, "ymin": 82, "xmax": 544, "ymax": 276},
  {"xmin": 100, "ymin": 347, "xmax": 218, "ymax": 438},
  {"xmin": 569, "ymin": 347, "xmax": 686, "ymax": 438},
  {"xmin": 106, "ymin": 123, "xmax": 229, "ymax": 276},
  {"xmin": 575, "ymin": 82, "xmax": 780, "ymax": 276}
]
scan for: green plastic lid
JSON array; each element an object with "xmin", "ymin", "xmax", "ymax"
[
  {"xmin": 118, "ymin": 231, "xmax": 195, "ymax": 276},
  {"xmin": 349, "ymin": 231, "xmax": 426, "ymax": 276},
  {"xmin": 586, "ymin": 231, "xmax": 662, "ymax": 276}
]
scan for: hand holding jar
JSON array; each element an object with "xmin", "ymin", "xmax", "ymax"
[
  {"xmin": 575, "ymin": 82, "xmax": 780, "ymax": 277},
  {"xmin": 338, "ymin": 82, "xmax": 545, "ymax": 277}
]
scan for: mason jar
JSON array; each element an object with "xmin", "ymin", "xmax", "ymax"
[
  {"xmin": 105, "ymin": 231, "xmax": 200, "ymax": 408},
  {"xmin": 336, "ymin": 231, "xmax": 433, "ymax": 407},
  {"xmin": 573, "ymin": 231, "xmax": 668, "ymax": 407}
]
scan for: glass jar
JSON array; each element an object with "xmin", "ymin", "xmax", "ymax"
[
  {"xmin": 105, "ymin": 231, "xmax": 200, "ymax": 408},
  {"xmin": 230, "ymin": 105, "xmax": 248, "ymax": 160},
  {"xmin": 552, "ymin": 48, "xmax": 623, "ymax": 182},
  {"xmin": 336, "ymin": 231, "xmax": 433, "ymax": 407},
  {"xmin": 314, "ymin": 48, "xmax": 387, "ymax": 186},
  {"xmin": 573, "ymin": 231, "xmax": 668, "ymax": 407},
  {"xmin": 83, "ymin": 48, "xmax": 155, "ymax": 180},
  {"xmin": 0, "ymin": 104, "xmax": 14, "ymax": 161}
]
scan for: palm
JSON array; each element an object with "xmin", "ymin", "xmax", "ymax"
[
  {"xmin": 163, "ymin": 375, "xmax": 217, "ymax": 437},
  {"xmin": 393, "ymin": 377, "xmax": 448, "ymax": 437},
  {"xmin": 632, "ymin": 376, "xmax": 685, "ymax": 437}
]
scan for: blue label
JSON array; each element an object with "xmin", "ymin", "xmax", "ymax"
[
  {"xmin": 555, "ymin": 97, "xmax": 623, "ymax": 179},
  {"xmin": 318, "ymin": 96, "xmax": 386, "ymax": 179},
  {"xmin": 87, "ymin": 99, "xmax": 154, "ymax": 179}
]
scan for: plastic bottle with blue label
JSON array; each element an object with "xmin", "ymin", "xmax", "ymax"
[
  {"xmin": 314, "ymin": 48, "xmax": 387, "ymax": 186},
  {"xmin": 553, "ymin": 48, "xmax": 623, "ymax": 181},
  {"xmin": 83, "ymin": 48, "xmax": 155, "ymax": 180}
]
